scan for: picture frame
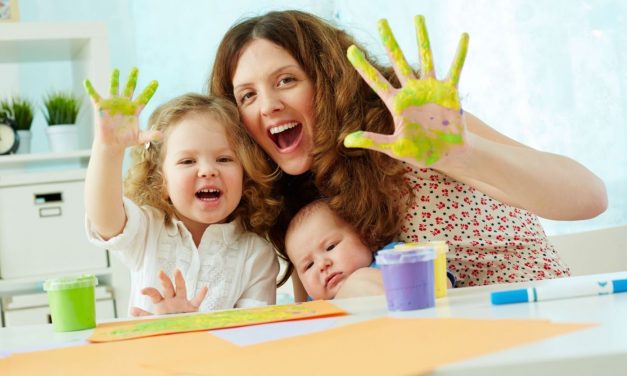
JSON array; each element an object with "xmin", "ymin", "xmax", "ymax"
[{"xmin": 0, "ymin": 0, "xmax": 20, "ymax": 22}]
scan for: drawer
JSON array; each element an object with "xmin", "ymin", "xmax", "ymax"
[{"xmin": 0, "ymin": 179, "xmax": 108, "ymax": 279}]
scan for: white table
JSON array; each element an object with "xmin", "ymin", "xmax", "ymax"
[{"xmin": 2, "ymin": 271, "xmax": 627, "ymax": 375}]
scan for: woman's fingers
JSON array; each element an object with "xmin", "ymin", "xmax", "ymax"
[
  {"xmin": 347, "ymin": 45, "xmax": 394, "ymax": 101},
  {"xmin": 378, "ymin": 19, "xmax": 416, "ymax": 85},
  {"xmin": 446, "ymin": 33, "xmax": 469, "ymax": 87},
  {"xmin": 415, "ymin": 15, "xmax": 435, "ymax": 80}
]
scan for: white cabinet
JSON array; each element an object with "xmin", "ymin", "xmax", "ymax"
[{"xmin": 0, "ymin": 22, "xmax": 128, "ymax": 324}]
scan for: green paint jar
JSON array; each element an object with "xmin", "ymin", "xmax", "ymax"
[{"xmin": 43, "ymin": 274, "xmax": 98, "ymax": 332}]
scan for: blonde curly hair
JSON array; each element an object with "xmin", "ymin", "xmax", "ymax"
[
  {"xmin": 210, "ymin": 11, "xmax": 413, "ymax": 283},
  {"xmin": 124, "ymin": 93, "xmax": 282, "ymax": 235}
]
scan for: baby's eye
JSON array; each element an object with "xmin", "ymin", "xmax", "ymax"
[
  {"xmin": 178, "ymin": 159, "xmax": 194, "ymax": 165},
  {"xmin": 326, "ymin": 244, "xmax": 336, "ymax": 251},
  {"xmin": 304, "ymin": 261, "xmax": 314, "ymax": 271}
]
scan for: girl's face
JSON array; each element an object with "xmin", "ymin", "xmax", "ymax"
[
  {"xmin": 162, "ymin": 113, "xmax": 244, "ymax": 235},
  {"xmin": 232, "ymin": 39, "xmax": 315, "ymax": 175}
]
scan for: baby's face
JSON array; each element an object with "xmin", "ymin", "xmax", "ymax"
[{"xmin": 286, "ymin": 204, "xmax": 373, "ymax": 300}]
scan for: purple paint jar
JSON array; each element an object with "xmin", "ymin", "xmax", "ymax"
[{"xmin": 375, "ymin": 247, "xmax": 435, "ymax": 311}]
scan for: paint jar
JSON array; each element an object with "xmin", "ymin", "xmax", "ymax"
[
  {"xmin": 375, "ymin": 247, "xmax": 435, "ymax": 311},
  {"xmin": 395, "ymin": 241, "xmax": 449, "ymax": 298},
  {"xmin": 43, "ymin": 274, "xmax": 98, "ymax": 332}
]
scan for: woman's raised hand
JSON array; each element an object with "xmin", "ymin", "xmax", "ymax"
[
  {"xmin": 84, "ymin": 68, "xmax": 160, "ymax": 149},
  {"xmin": 344, "ymin": 15, "xmax": 469, "ymax": 167}
]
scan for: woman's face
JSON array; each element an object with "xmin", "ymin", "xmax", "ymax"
[{"xmin": 232, "ymin": 39, "xmax": 315, "ymax": 175}]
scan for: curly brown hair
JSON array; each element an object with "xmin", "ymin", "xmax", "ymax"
[
  {"xmin": 210, "ymin": 10, "xmax": 413, "ymax": 283},
  {"xmin": 124, "ymin": 93, "xmax": 282, "ymax": 235}
]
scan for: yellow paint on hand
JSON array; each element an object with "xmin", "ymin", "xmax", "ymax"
[{"xmin": 347, "ymin": 45, "xmax": 390, "ymax": 94}]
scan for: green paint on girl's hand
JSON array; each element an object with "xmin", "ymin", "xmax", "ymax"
[
  {"xmin": 343, "ymin": 15, "xmax": 469, "ymax": 168},
  {"xmin": 83, "ymin": 67, "xmax": 159, "ymax": 147}
]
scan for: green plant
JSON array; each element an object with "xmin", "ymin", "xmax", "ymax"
[
  {"xmin": 43, "ymin": 91, "xmax": 81, "ymax": 126},
  {"xmin": 1, "ymin": 97, "xmax": 34, "ymax": 131}
]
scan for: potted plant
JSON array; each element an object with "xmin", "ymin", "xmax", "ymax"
[
  {"xmin": 42, "ymin": 91, "xmax": 81, "ymax": 153},
  {"xmin": 1, "ymin": 97, "xmax": 34, "ymax": 154}
]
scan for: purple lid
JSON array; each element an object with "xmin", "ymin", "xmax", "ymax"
[{"xmin": 375, "ymin": 247, "xmax": 435, "ymax": 265}]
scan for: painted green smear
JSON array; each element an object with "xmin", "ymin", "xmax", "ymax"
[
  {"xmin": 110, "ymin": 69, "xmax": 120, "ymax": 96},
  {"xmin": 448, "ymin": 33, "xmax": 469, "ymax": 87},
  {"xmin": 347, "ymin": 45, "xmax": 390, "ymax": 93},
  {"xmin": 415, "ymin": 15, "xmax": 434, "ymax": 77},
  {"xmin": 394, "ymin": 79, "xmax": 460, "ymax": 114},
  {"xmin": 123, "ymin": 67, "xmax": 139, "ymax": 97},
  {"xmin": 83, "ymin": 68, "xmax": 158, "ymax": 115},
  {"xmin": 378, "ymin": 19, "xmax": 413, "ymax": 78}
]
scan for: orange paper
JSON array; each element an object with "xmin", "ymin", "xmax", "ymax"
[
  {"xmin": 174, "ymin": 317, "xmax": 595, "ymax": 375},
  {"xmin": 89, "ymin": 300, "xmax": 346, "ymax": 342}
]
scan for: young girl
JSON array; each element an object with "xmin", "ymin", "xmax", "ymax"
[{"xmin": 84, "ymin": 68, "xmax": 281, "ymax": 315}]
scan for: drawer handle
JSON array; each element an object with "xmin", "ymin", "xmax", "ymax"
[
  {"xmin": 34, "ymin": 192, "xmax": 63, "ymax": 204},
  {"xmin": 39, "ymin": 207, "xmax": 62, "ymax": 217}
]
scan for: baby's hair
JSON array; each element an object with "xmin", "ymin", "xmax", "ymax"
[
  {"xmin": 124, "ymin": 93, "xmax": 282, "ymax": 235},
  {"xmin": 286, "ymin": 199, "xmax": 331, "ymax": 241}
]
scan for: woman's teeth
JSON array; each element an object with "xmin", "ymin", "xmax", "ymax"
[{"xmin": 270, "ymin": 122, "xmax": 299, "ymax": 135}]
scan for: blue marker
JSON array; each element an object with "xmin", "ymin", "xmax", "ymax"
[{"xmin": 491, "ymin": 278, "xmax": 627, "ymax": 305}]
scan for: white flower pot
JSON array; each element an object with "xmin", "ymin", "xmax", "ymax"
[
  {"xmin": 46, "ymin": 124, "xmax": 78, "ymax": 153},
  {"xmin": 16, "ymin": 130, "xmax": 32, "ymax": 154}
]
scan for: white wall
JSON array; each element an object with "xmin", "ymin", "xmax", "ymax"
[{"xmin": 10, "ymin": 0, "xmax": 627, "ymax": 235}]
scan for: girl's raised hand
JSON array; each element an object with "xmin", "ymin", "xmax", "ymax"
[
  {"xmin": 84, "ymin": 67, "xmax": 160, "ymax": 149},
  {"xmin": 344, "ymin": 15, "xmax": 469, "ymax": 167},
  {"xmin": 130, "ymin": 269, "xmax": 208, "ymax": 317}
]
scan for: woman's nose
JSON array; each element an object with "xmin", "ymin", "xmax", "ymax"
[{"xmin": 260, "ymin": 91, "xmax": 285, "ymax": 116}]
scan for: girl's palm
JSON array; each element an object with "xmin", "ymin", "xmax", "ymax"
[{"xmin": 84, "ymin": 68, "xmax": 159, "ymax": 148}]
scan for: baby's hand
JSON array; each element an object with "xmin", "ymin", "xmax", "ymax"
[
  {"xmin": 344, "ymin": 16, "xmax": 469, "ymax": 167},
  {"xmin": 335, "ymin": 267, "xmax": 384, "ymax": 299},
  {"xmin": 131, "ymin": 269, "xmax": 208, "ymax": 317},
  {"xmin": 84, "ymin": 67, "xmax": 160, "ymax": 149}
]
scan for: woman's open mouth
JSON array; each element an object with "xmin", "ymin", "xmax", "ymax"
[{"xmin": 269, "ymin": 122, "xmax": 303, "ymax": 151}]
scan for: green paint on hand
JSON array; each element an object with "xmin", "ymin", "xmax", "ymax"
[
  {"xmin": 378, "ymin": 19, "xmax": 413, "ymax": 78},
  {"xmin": 123, "ymin": 67, "xmax": 139, "ymax": 97},
  {"xmin": 343, "ymin": 131, "xmax": 375, "ymax": 149},
  {"xmin": 447, "ymin": 33, "xmax": 469, "ymax": 87},
  {"xmin": 83, "ymin": 80, "xmax": 101, "ymax": 103},
  {"xmin": 135, "ymin": 80, "xmax": 159, "ymax": 106},
  {"xmin": 347, "ymin": 45, "xmax": 390, "ymax": 94},
  {"xmin": 415, "ymin": 15, "xmax": 434, "ymax": 77},
  {"xmin": 393, "ymin": 79, "xmax": 460, "ymax": 114},
  {"xmin": 110, "ymin": 69, "xmax": 120, "ymax": 96}
]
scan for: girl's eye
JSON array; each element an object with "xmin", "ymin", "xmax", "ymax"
[
  {"xmin": 217, "ymin": 156, "xmax": 234, "ymax": 163},
  {"xmin": 179, "ymin": 159, "xmax": 194, "ymax": 165},
  {"xmin": 326, "ymin": 244, "xmax": 336, "ymax": 252}
]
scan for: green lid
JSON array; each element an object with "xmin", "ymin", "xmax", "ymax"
[{"xmin": 43, "ymin": 274, "xmax": 98, "ymax": 291}]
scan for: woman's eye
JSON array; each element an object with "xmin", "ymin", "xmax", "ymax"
[
  {"xmin": 278, "ymin": 76, "xmax": 295, "ymax": 86},
  {"xmin": 239, "ymin": 91, "xmax": 254, "ymax": 103},
  {"xmin": 326, "ymin": 244, "xmax": 336, "ymax": 251}
]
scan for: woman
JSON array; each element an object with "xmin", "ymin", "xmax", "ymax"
[{"xmin": 210, "ymin": 10, "xmax": 607, "ymax": 298}]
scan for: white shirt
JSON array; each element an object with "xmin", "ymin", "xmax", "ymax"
[{"xmin": 86, "ymin": 198, "xmax": 278, "ymax": 315}]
